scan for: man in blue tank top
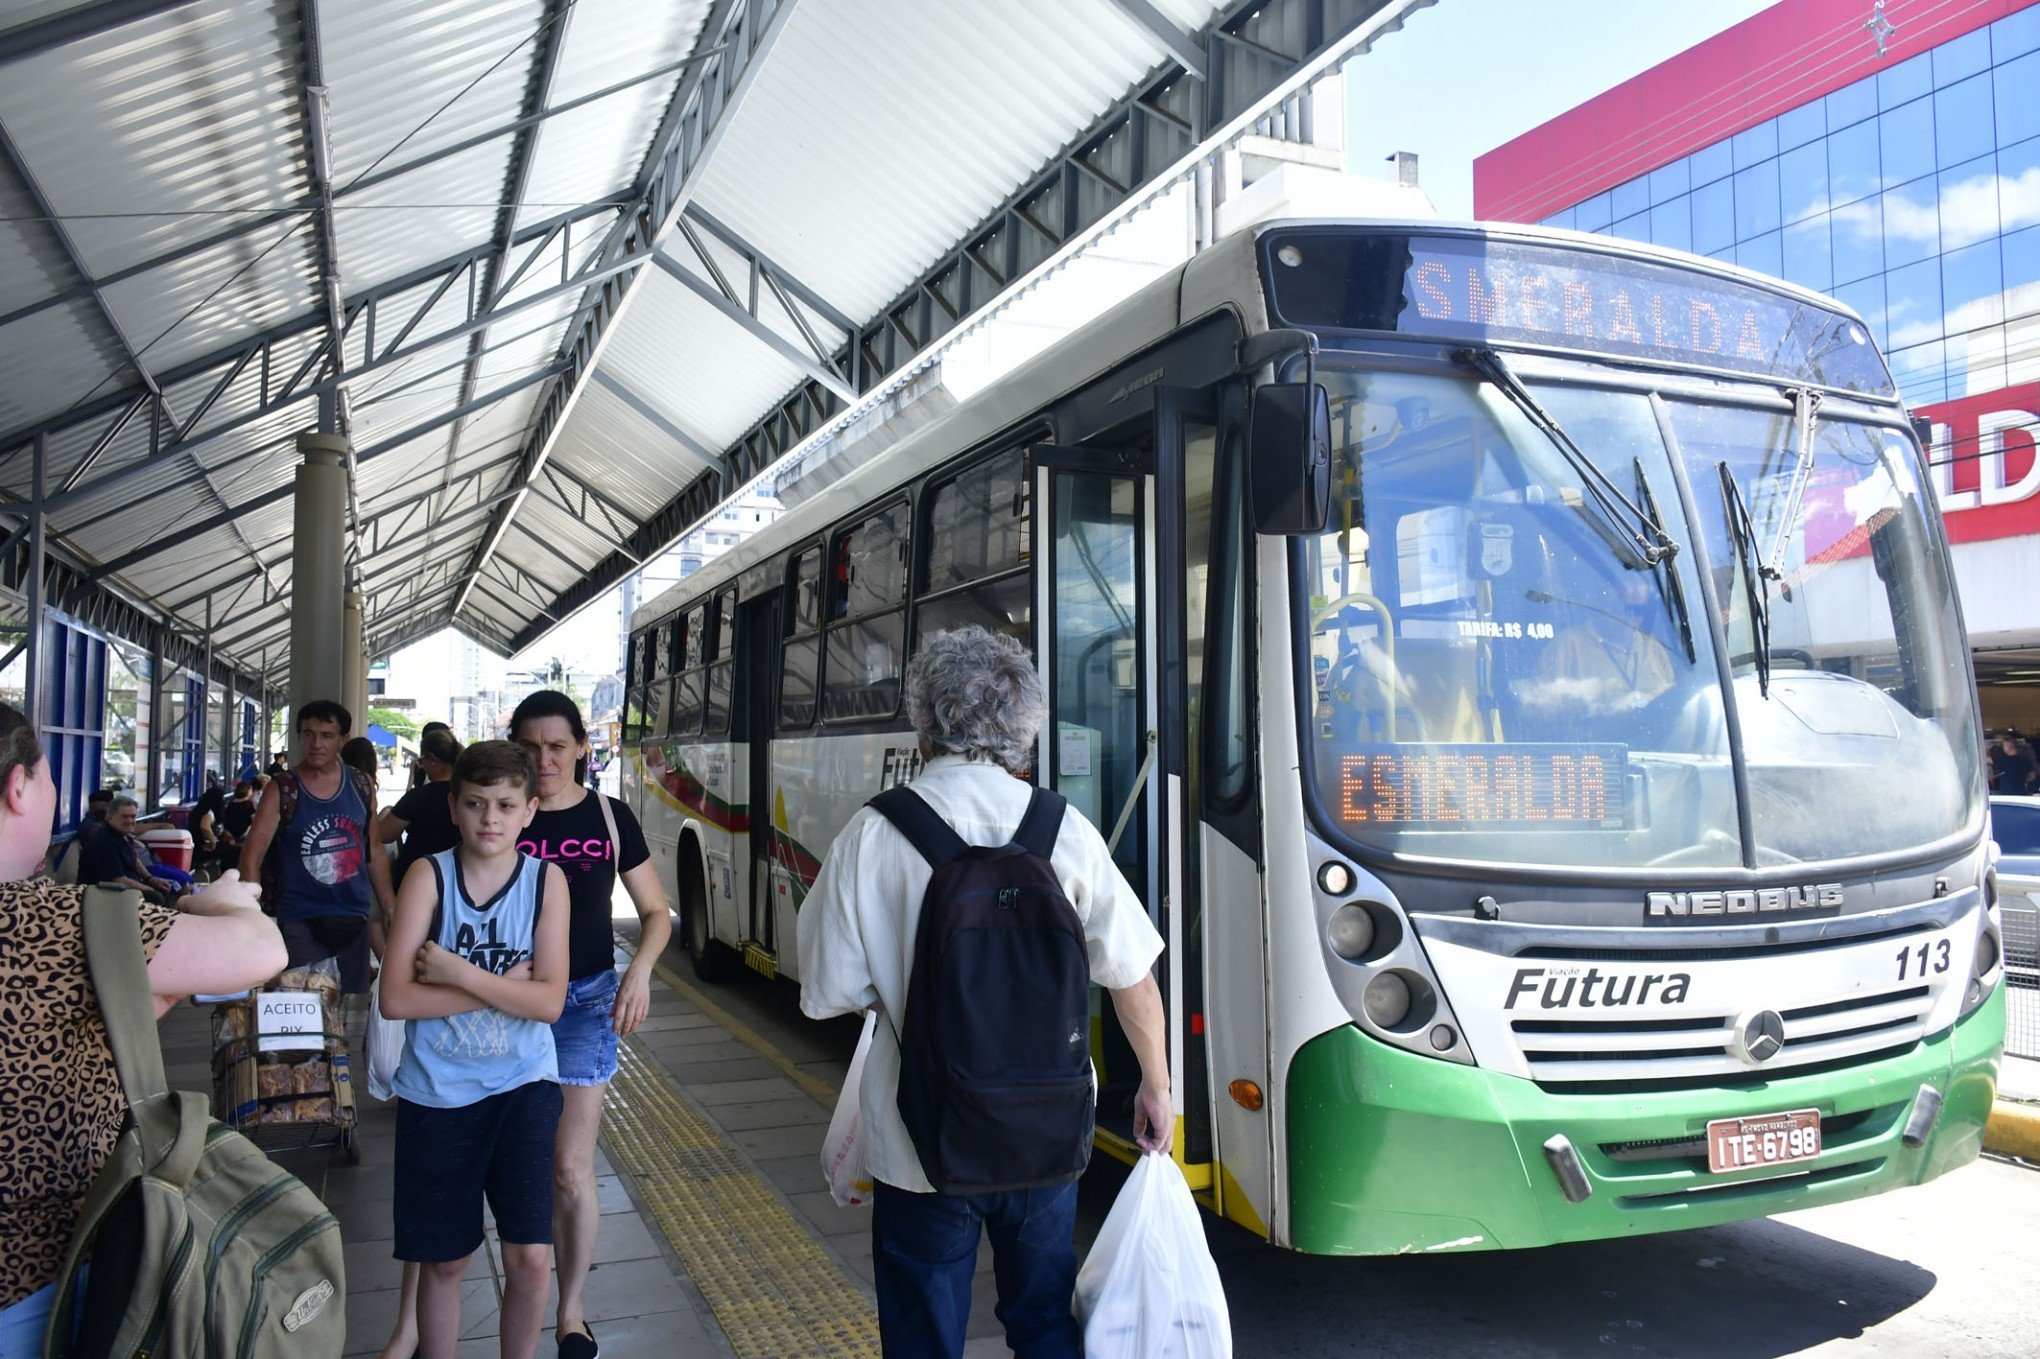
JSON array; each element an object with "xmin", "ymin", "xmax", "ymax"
[{"xmin": 237, "ymin": 699, "xmax": 395, "ymax": 993}]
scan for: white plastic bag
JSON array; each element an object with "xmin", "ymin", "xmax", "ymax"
[
  {"xmin": 820, "ymin": 1012, "xmax": 877, "ymax": 1207},
  {"xmin": 1074, "ymin": 1152, "xmax": 1233, "ymax": 1359},
  {"xmin": 364, "ymin": 974, "xmax": 407, "ymax": 1102}
]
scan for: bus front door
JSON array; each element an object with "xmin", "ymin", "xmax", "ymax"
[{"xmin": 1032, "ymin": 444, "xmax": 1195, "ymax": 1179}]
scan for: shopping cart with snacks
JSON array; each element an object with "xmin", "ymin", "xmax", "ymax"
[{"xmin": 208, "ymin": 957, "xmax": 360, "ymax": 1163}]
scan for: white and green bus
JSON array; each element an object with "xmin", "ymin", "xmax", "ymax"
[{"xmin": 623, "ymin": 219, "xmax": 2005, "ymax": 1253}]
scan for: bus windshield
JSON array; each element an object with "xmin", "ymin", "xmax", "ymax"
[{"xmin": 1300, "ymin": 365, "xmax": 1982, "ymax": 872}]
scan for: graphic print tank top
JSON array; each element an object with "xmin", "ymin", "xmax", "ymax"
[
  {"xmin": 393, "ymin": 850, "xmax": 558, "ymax": 1107},
  {"xmin": 275, "ymin": 769, "xmax": 374, "ymax": 923}
]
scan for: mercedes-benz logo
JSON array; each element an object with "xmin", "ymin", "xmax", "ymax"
[{"xmin": 1732, "ymin": 1009, "xmax": 1786, "ymax": 1066}]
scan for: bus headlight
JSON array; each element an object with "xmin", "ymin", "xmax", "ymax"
[
  {"xmin": 1327, "ymin": 904, "xmax": 1375, "ymax": 959},
  {"xmin": 1308, "ymin": 835, "xmax": 1470, "ymax": 1064},
  {"xmin": 1363, "ymin": 973, "xmax": 1411, "ymax": 1028},
  {"xmin": 1961, "ymin": 892, "xmax": 2003, "ymax": 1020}
]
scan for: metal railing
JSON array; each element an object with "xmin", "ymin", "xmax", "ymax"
[{"xmin": 2004, "ymin": 892, "xmax": 2039, "ymax": 1060}]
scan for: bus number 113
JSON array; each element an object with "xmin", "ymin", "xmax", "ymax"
[{"xmin": 1894, "ymin": 938, "xmax": 1951, "ymax": 981}]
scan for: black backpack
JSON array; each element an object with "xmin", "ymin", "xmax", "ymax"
[{"xmin": 870, "ymin": 785, "xmax": 1095, "ymax": 1194}]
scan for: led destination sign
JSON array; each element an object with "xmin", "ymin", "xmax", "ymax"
[
  {"xmin": 1337, "ymin": 744, "xmax": 1627, "ymax": 830},
  {"xmin": 1260, "ymin": 231, "xmax": 1894, "ymax": 396}
]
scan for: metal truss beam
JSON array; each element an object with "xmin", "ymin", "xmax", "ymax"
[
  {"xmin": 0, "ymin": 119, "xmax": 165, "ymax": 404},
  {"xmin": 295, "ymin": 0, "xmax": 344, "ymax": 373},
  {"xmin": 588, "ymin": 368, "xmax": 725, "ymax": 473},
  {"xmin": 342, "ymin": 45, "xmax": 723, "ymax": 202},
  {"xmin": 428, "ymin": 0, "xmax": 576, "ymax": 582},
  {"xmin": 655, "ymin": 244, "xmax": 855, "ymax": 401},
  {"xmin": 0, "ymin": 32, "xmax": 716, "ymax": 340},
  {"xmin": 1101, "ymin": 0, "xmax": 1207, "ymax": 77},
  {"xmin": 503, "ymin": 0, "xmax": 1417, "ymax": 655},
  {"xmin": 0, "ymin": 113, "xmax": 289, "ymax": 591},
  {"xmin": 368, "ymin": 605, "xmax": 467, "ymax": 663},
  {"xmin": 0, "ymin": 0, "xmax": 194, "ymax": 65},
  {"xmin": 451, "ymin": 0, "xmax": 800, "ymax": 624},
  {"xmin": 535, "ymin": 463, "xmax": 644, "ymax": 552},
  {"xmin": 681, "ymin": 204, "xmax": 857, "ymax": 336},
  {"xmin": 5, "ymin": 198, "xmax": 630, "ymax": 509},
  {"xmin": 89, "ymin": 362, "xmax": 565, "ymax": 584},
  {"xmin": 505, "ymin": 470, "xmax": 725, "ymax": 652}
]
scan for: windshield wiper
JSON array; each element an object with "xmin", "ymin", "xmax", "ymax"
[
  {"xmin": 1455, "ymin": 347, "xmax": 1679, "ymax": 571},
  {"xmin": 1718, "ymin": 463, "xmax": 1775, "ymax": 698},
  {"xmin": 1635, "ymin": 459, "xmax": 1696, "ymax": 664},
  {"xmin": 1764, "ymin": 387, "xmax": 1824, "ymax": 592}
]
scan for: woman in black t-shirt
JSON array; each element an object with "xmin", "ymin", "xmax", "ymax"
[
  {"xmin": 374, "ymin": 727, "xmax": 463, "ymax": 886},
  {"xmin": 509, "ymin": 690, "xmax": 669, "ymax": 1359}
]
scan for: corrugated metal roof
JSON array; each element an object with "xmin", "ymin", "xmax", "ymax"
[
  {"xmin": 0, "ymin": 0, "xmax": 1416, "ymax": 674},
  {"xmin": 688, "ymin": 0, "xmax": 1201, "ymax": 320},
  {"xmin": 511, "ymin": 0, "xmax": 711, "ymax": 235},
  {"xmin": 321, "ymin": 0, "xmax": 541, "ymax": 188},
  {"xmin": 0, "ymin": 0, "xmax": 305, "ymax": 280}
]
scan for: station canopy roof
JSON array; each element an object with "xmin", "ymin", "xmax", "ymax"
[{"xmin": 0, "ymin": 0, "xmax": 1428, "ymax": 673}]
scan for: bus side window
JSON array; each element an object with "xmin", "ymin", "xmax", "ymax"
[
  {"xmin": 781, "ymin": 547, "xmax": 823, "ymax": 729},
  {"xmin": 823, "ymin": 501, "xmax": 910, "ymax": 722},
  {"xmin": 916, "ymin": 446, "xmax": 1031, "ymax": 645},
  {"xmin": 704, "ymin": 588, "xmax": 735, "ymax": 737}
]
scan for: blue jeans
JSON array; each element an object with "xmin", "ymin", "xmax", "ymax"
[
  {"xmin": 871, "ymin": 1181, "xmax": 1082, "ymax": 1359},
  {"xmin": 0, "ymin": 1267, "xmax": 85, "ymax": 1359}
]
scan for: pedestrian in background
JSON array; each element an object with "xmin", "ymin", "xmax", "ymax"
[
  {"xmin": 378, "ymin": 726, "xmax": 464, "ymax": 889},
  {"xmin": 238, "ymin": 700, "xmax": 395, "ymax": 990}
]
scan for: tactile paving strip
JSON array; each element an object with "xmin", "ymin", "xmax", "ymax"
[{"xmin": 603, "ymin": 1038, "xmax": 882, "ymax": 1357}]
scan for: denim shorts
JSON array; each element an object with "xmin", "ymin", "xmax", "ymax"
[{"xmin": 552, "ymin": 968, "xmax": 620, "ymax": 1086}]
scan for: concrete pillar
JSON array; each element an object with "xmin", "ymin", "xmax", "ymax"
[
  {"xmin": 341, "ymin": 590, "xmax": 365, "ymax": 727},
  {"xmin": 289, "ymin": 432, "xmax": 350, "ymax": 759}
]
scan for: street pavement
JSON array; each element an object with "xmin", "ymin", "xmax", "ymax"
[{"xmin": 675, "ymin": 947, "xmax": 2040, "ymax": 1359}]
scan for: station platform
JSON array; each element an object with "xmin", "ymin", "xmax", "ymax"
[{"xmin": 157, "ymin": 922, "xmax": 1023, "ymax": 1358}]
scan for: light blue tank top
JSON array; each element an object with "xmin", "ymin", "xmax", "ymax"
[{"xmin": 393, "ymin": 849, "xmax": 558, "ymax": 1107}]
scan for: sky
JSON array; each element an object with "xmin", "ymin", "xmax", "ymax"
[{"xmin": 1345, "ymin": 0, "xmax": 1780, "ymax": 218}]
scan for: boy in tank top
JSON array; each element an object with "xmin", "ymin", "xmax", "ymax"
[{"xmin": 379, "ymin": 741, "xmax": 570, "ymax": 1359}]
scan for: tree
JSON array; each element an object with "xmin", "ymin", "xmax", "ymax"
[{"xmin": 368, "ymin": 706, "xmax": 420, "ymax": 740}]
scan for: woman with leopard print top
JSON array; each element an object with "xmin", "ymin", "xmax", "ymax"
[{"xmin": 0, "ymin": 701, "xmax": 288, "ymax": 1358}]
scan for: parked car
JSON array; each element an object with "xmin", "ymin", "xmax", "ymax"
[{"xmin": 1988, "ymin": 795, "xmax": 2040, "ymax": 974}]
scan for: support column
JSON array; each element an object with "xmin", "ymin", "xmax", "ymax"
[
  {"xmin": 202, "ymin": 599, "xmax": 215, "ymax": 786},
  {"xmin": 23, "ymin": 432, "xmax": 45, "ymax": 732},
  {"xmin": 147, "ymin": 626, "xmax": 163, "ymax": 807},
  {"xmin": 341, "ymin": 589, "xmax": 367, "ymax": 732},
  {"xmin": 289, "ymin": 432, "xmax": 350, "ymax": 759}
]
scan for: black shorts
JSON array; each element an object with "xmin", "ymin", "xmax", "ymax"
[
  {"xmin": 393, "ymin": 1081, "xmax": 563, "ymax": 1262},
  {"xmin": 279, "ymin": 914, "xmax": 372, "ymax": 994}
]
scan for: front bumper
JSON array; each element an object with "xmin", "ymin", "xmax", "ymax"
[{"xmin": 1284, "ymin": 986, "xmax": 2004, "ymax": 1255}]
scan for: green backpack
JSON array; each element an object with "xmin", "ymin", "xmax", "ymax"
[{"xmin": 45, "ymin": 887, "xmax": 347, "ymax": 1358}]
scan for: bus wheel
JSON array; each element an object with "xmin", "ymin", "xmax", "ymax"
[{"xmin": 680, "ymin": 836, "xmax": 736, "ymax": 983}]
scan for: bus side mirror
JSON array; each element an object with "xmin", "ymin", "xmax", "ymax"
[{"xmin": 1249, "ymin": 382, "xmax": 1332, "ymax": 535}]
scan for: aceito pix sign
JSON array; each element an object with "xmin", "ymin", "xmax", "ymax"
[{"xmin": 1920, "ymin": 384, "xmax": 2040, "ymax": 545}]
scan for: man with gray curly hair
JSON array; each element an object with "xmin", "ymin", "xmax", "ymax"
[
  {"xmin": 902, "ymin": 624, "xmax": 1047, "ymax": 773},
  {"xmin": 798, "ymin": 624, "xmax": 1170, "ymax": 1359}
]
